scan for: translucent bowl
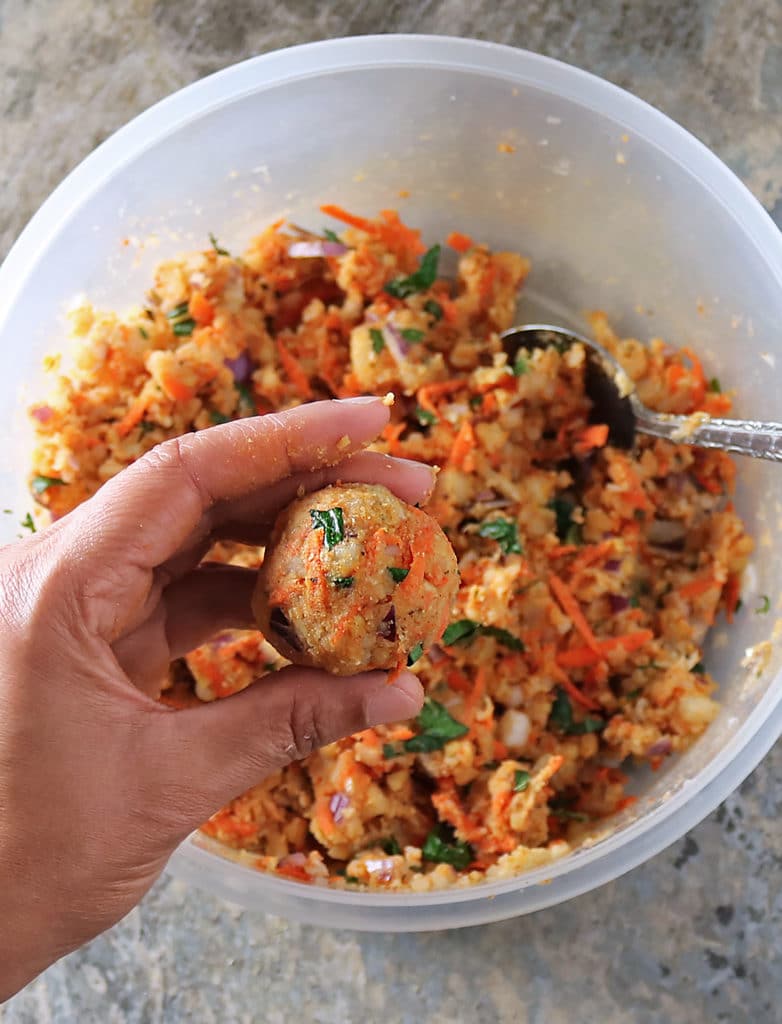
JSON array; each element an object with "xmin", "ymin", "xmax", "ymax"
[{"xmin": 2, "ymin": 36, "xmax": 781, "ymax": 931}]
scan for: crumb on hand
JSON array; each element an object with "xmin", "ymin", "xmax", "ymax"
[{"xmin": 382, "ymin": 392, "xmax": 395, "ymax": 407}]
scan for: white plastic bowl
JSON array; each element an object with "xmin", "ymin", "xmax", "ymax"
[{"xmin": 2, "ymin": 36, "xmax": 782, "ymax": 931}]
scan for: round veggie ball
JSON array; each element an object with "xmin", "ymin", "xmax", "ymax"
[{"xmin": 253, "ymin": 482, "xmax": 459, "ymax": 675}]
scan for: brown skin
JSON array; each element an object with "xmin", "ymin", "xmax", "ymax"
[{"xmin": 0, "ymin": 397, "xmax": 430, "ymax": 1002}]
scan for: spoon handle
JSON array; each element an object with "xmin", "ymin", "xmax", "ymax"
[{"xmin": 635, "ymin": 406, "xmax": 782, "ymax": 462}]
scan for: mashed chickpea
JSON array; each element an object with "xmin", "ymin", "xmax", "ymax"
[{"xmin": 253, "ymin": 483, "xmax": 459, "ymax": 675}]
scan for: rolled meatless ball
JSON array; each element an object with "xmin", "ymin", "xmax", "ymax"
[{"xmin": 253, "ymin": 483, "xmax": 459, "ymax": 675}]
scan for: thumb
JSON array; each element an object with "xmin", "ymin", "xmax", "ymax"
[{"xmin": 149, "ymin": 667, "xmax": 424, "ymax": 832}]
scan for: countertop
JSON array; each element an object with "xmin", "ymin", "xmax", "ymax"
[{"xmin": 1, "ymin": 1, "xmax": 781, "ymax": 1021}]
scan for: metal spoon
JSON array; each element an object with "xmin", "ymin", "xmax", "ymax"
[{"xmin": 501, "ymin": 324, "xmax": 782, "ymax": 461}]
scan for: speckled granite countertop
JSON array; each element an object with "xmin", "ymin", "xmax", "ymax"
[{"xmin": 1, "ymin": 2, "xmax": 781, "ymax": 1021}]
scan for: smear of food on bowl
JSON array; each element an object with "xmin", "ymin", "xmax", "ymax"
[{"xmin": 27, "ymin": 206, "xmax": 752, "ymax": 890}]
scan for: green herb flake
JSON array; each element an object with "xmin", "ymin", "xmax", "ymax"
[
  {"xmin": 513, "ymin": 769, "xmax": 531, "ymax": 793},
  {"xmin": 756, "ymin": 594, "xmax": 771, "ymax": 614},
  {"xmin": 384, "ymin": 245, "xmax": 441, "ymax": 299},
  {"xmin": 31, "ymin": 474, "xmax": 65, "ymax": 495},
  {"xmin": 424, "ymin": 298, "xmax": 443, "ymax": 321},
  {"xmin": 548, "ymin": 689, "xmax": 605, "ymax": 736},
  {"xmin": 383, "ymin": 743, "xmax": 400, "ymax": 759},
  {"xmin": 547, "ymin": 496, "xmax": 582, "ymax": 544},
  {"xmin": 415, "ymin": 406, "xmax": 437, "ymax": 427},
  {"xmin": 441, "ymin": 618, "xmax": 524, "ymax": 652},
  {"xmin": 551, "ymin": 808, "xmax": 589, "ymax": 823},
  {"xmin": 692, "ymin": 661, "xmax": 705, "ymax": 674},
  {"xmin": 20, "ymin": 513, "xmax": 36, "ymax": 533},
  {"xmin": 407, "ymin": 642, "xmax": 424, "ymax": 666},
  {"xmin": 370, "ymin": 327, "xmax": 385, "ymax": 354},
  {"xmin": 400, "ymin": 328, "xmax": 425, "ymax": 342},
  {"xmin": 381, "ymin": 836, "xmax": 402, "ymax": 856},
  {"xmin": 708, "ymin": 377, "xmax": 722, "ymax": 393},
  {"xmin": 402, "ymin": 698, "xmax": 468, "ymax": 754},
  {"xmin": 422, "ymin": 828, "xmax": 474, "ymax": 870},
  {"xmin": 172, "ymin": 318, "xmax": 196, "ymax": 336},
  {"xmin": 310, "ymin": 506, "xmax": 345, "ymax": 549},
  {"xmin": 469, "ymin": 394, "xmax": 484, "ymax": 410},
  {"xmin": 477, "ymin": 518, "xmax": 522, "ymax": 555},
  {"xmin": 209, "ymin": 232, "xmax": 230, "ymax": 256},
  {"xmin": 2, "ymin": 509, "xmax": 12, "ymax": 515},
  {"xmin": 625, "ymin": 687, "xmax": 643, "ymax": 700},
  {"xmin": 138, "ymin": 420, "xmax": 156, "ymax": 435},
  {"xmin": 512, "ymin": 355, "xmax": 529, "ymax": 376},
  {"xmin": 323, "ymin": 228, "xmax": 341, "ymax": 244},
  {"xmin": 344, "ymin": 874, "xmax": 361, "ymax": 885},
  {"xmin": 332, "ymin": 576, "xmax": 354, "ymax": 589},
  {"xmin": 235, "ymin": 382, "xmax": 256, "ymax": 412},
  {"xmin": 166, "ymin": 301, "xmax": 190, "ymax": 320},
  {"xmin": 209, "ymin": 410, "xmax": 231, "ymax": 425},
  {"xmin": 388, "ymin": 567, "xmax": 410, "ymax": 583},
  {"xmin": 138, "ymin": 326, "xmax": 149, "ymax": 339}
]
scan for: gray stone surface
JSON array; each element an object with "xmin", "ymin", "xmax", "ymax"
[{"xmin": 1, "ymin": 1, "xmax": 781, "ymax": 1021}]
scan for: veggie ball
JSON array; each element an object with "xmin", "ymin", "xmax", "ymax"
[{"xmin": 253, "ymin": 483, "xmax": 459, "ymax": 675}]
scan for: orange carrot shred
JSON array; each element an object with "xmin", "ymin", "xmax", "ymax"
[
  {"xmin": 320, "ymin": 203, "xmax": 375, "ymax": 234},
  {"xmin": 446, "ymin": 231, "xmax": 474, "ymax": 253},
  {"xmin": 275, "ymin": 337, "xmax": 313, "ymax": 399},
  {"xmin": 549, "ymin": 574, "xmax": 602, "ymax": 655}
]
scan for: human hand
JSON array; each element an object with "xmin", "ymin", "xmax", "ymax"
[{"xmin": 0, "ymin": 397, "xmax": 430, "ymax": 1000}]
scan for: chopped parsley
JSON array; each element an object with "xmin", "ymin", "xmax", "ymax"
[
  {"xmin": 323, "ymin": 228, "xmax": 341, "ymax": 244},
  {"xmin": 756, "ymin": 594, "xmax": 771, "ymax": 614},
  {"xmin": 424, "ymin": 298, "xmax": 443, "ymax": 321},
  {"xmin": 400, "ymin": 328, "xmax": 425, "ymax": 343},
  {"xmin": 138, "ymin": 326, "xmax": 149, "ymax": 339},
  {"xmin": 384, "ymin": 245, "xmax": 441, "ymax": 298},
  {"xmin": 422, "ymin": 827, "xmax": 474, "ymax": 869},
  {"xmin": 513, "ymin": 769, "xmax": 531, "ymax": 793},
  {"xmin": 381, "ymin": 836, "xmax": 402, "ymax": 856},
  {"xmin": 370, "ymin": 327, "xmax": 385, "ymax": 354},
  {"xmin": 332, "ymin": 576, "xmax": 354, "ymax": 589},
  {"xmin": 708, "ymin": 377, "xmax": 722, "ymax": 393},
  {"xmin": 2, "ymin": 509, "xmax": 11, "ymax": 515},
  {"xmin": 407, "ymin": 642, "xmax": 424, "ymax": 666},
  {"xmin": 548, "ymin": 689, "xmax": 605, "ymax": 736},
  {"xmin": 235, "ymin": 381, "xmax": 256, "ymax": 412},
  {"xmin": 20, "ymin": 513, "xmax": 36, "ymax": 533},
  {"xmin": 469, "ymin": 394, "xmax": 484, "ymax": 410},
  {"xmin": 477, "ymin": 518, "xmax": 522, "ymax": 555},
  {"xmin": 512, "ymin": 355, "xmax": 529, "ymax": 376},
  {"xmin": 209, "ymin": 232, "xmax": 230, "ymax": 256},
  {"xmin": 172, "ymin": 319, "xmax": 196, "ymax": 336},
  {"xmin": 550, "ymin": 807, "xmax": 589, "ymax": 823},
  {"xmin": 415, "ymin": 406, "xmax": 437, "ymax": 427},
  {"xmin": 693, "ymin": 661, "xmax": 705, "ymax": 674},
  {"xmin": 388, "ymin": 567, "xmax": 410, "ymax": 583},
  {"xmin": 31, "ymin": 475, "xmax": 65, "ymax": 494},
  {"xmin": 310, "ymin": 506, "xmax": 345, "ymax": 548},
  {"xmin": 384, "ymin": 698, "xmax": 468, "ymax": 757},
  {"xmin": 209, "ymin": 410, "xmax": 231, "ymax": 425},
  {"xmin": 166, "ymin": 301, "xmax": 190, "ymax": 320},
  {"xmin": 547, "ymin": 496, "xmax": 583, "ymax": 545},
  {"xmin": 441, "ymin": 618, "xmax": 524, "ymax": 652},
  {"xmin": 138, "ymin": 420, "xmax": 157, "ymax": 435}
]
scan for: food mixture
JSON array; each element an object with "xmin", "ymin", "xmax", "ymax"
[
  {"xmin": 254, "ymin": 482, "xmax": 459, "ymax": 675},
  {"xmin": 28, "ymin": 206, "xmax": 751, "ymax": 890}
]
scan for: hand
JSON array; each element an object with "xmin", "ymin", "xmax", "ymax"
[{"xmin": 0, "ymin": 397, "xmax": 430, "ymax": 1000}]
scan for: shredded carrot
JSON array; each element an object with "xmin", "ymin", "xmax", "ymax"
[
  {"xmin": 573, "ymin": 423, "xmax": 609, "ymax": 455},
  {"xmin": 492, "ymin": 739, "xmax": 509, "ymax": 761},
  {"xmin": 320, "ymin": 203, "xmax": 375, "ymax": 234},
  {"xmin": 681, "ymin": 347, "xmax": 706, "ymax": 408},
  {"xmin": 549, "ymin": 574, "xmax": 602, "ymax": 655},
  {"xmin": 679, "ymin": 575, "xmax": 718, "ymax": 600},
  {"xmin": 189, "ymin": 289, "xmax": 215, "ymax": 326},
  {"xmin": 275, "ymin": 337, "xmax": 313, "ymax": 399},
  {"xmin": 723, "ymin": 573, "xmax": 741, "ymax": 623},
  {"xmin": 381, "ymin": 420, "xmax": 406, "ymax": 457},
  {"xmin": 703, "ymin": 392, "xmax": 733, "ymax": 416},
  {"xmin": 666, "ymin": 363, "xmax": 686, "ymax": 392},
  {"xmin": 416, "ymin": 379, "xmax": 463, "ymax": 417},
  {"xmin": 446, "ymin": 231, "xmax": 474, "ymax": 253},
  {"xmin": 159, "ymin": 372, "xmax": 195, "ymax": 403},
  {"xmin": 449, "ymin": 419, "xmax": 477, "ymax": 471},
  {"xmin": 276, "ymin": 862, "xmax": 312, "ymax": 883},
  {"xmin": 116, "ymin": 397, "xmax": 149, "ymax": 438},
  {"xmin": 556, "ymin": 629, "xmax": 654, "ymax": 668}
]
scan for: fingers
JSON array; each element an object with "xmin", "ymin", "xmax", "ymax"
[
  {"xmin": 149, "ymin": 666, "xmax": 424, "ymax": 827},
  {"xmin": 210, "ymin": 450, "xmax": 436, "ymax": 544},
  {"xmin": 66, "ymin": 397, "xmax": 391, "ymax": 577},
  {"xmin": 163, "ymin": 564, "xmax": 258, "ymax": 659}
]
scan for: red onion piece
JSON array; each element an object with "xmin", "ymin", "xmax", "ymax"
[
  {"xmin": 288, "ymin": 240, "xmax": 348, "ymax": 258},
  {"xmin": 279, "ymin": 852, "xmax": 307, "ymax": 867},
  {"xmin": 364, "ymin": 857, "xmax": 395, "ymax": 881},
  {"xmin": 383, "ymin": 322, "xmax": 410, "ymax": 364},
  {"xmin": 427, "ymin": 644, "xmax": 446, "ymax": 664},
  {"xmin": 224, "ymin": 349, "xmax": 252, "ymax": 382},
  {"xmin": 604, "ymin": 559, "xmax": 622, "ymax": 572},
  {"xmin": 329, "ymin": 792, "xmax": 350, "ymax": 824},
  {"xmin": 378, "ymin": 605, "xmax": 397, "ymax": 642},
  {"xmin": 609, "ymin": 594, "xmax": 630, "ymax": 613},
  {"xmin": 31, "ymin": 405, "xmax": 54, "ymax": 423},
  {"xmin": 647, "ymin": 737, "xmax": 673, "ymax": 757}
]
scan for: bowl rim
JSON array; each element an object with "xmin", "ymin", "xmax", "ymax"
[{"xmin": 3, "ymin": 34, "xmax": 781, "ymax": 928}]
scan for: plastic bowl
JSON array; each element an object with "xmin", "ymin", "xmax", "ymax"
[{"xmin": 2, "ymin": 36, "xmax": 782, "ymax": 931}]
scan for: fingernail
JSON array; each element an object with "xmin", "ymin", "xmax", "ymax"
[
  {"xmin": 335, "ymin": 396, "xmax": 383, "ymax": 405},
  {"xmin": 366, "ymin": 671, "xmax": 424, "ymax": 723}
]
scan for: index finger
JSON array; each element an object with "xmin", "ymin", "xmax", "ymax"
[{"xmin": 66, "ymin": 397, "xmax": 389, "ymax": 574}]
